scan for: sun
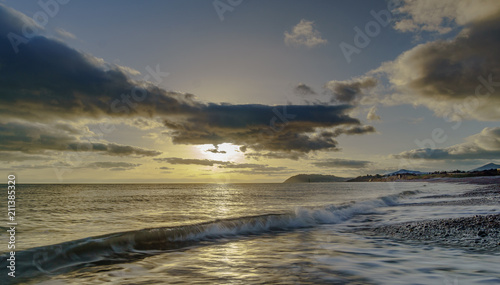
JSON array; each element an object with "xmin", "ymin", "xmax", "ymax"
[{"xmin": 195, "ymin": 143, "xmax": 244, "ymax": 162}]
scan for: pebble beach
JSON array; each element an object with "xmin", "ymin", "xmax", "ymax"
[{"xmin": 362, "ymin": 176, "xmax": 500, "ymax": 252}]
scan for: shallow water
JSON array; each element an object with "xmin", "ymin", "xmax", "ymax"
[{"xmin": 1, "ymin": 182, "xmax": 499, "ymax": 284}]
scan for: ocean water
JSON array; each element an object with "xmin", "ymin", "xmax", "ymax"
[{"xmin": 1, "ymin": 182, "xmax": 499, "ymax": 284}]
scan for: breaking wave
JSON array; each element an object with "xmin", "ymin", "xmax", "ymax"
[{"xmin": 0, "ymin": 191, "xmax": 416, "ymax": 281}]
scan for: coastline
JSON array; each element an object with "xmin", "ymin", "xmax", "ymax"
[{"xmin": 359, "ymin": 176, "xmax": 500, "ymax": 252}]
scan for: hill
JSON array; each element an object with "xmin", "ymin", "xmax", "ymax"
[
  {"xmin": 283, "ymin": 174, "xmax": 349, "ymax": 183},
  {"xmin": 470, "ymin": 163, "xmax": 500, "ymax": 172},
  {"xmin": 386, "ymin": 169, "xmax": 426, "ymax": 176}
]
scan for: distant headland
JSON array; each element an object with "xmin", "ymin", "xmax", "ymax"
[
  {"xmin": 283, "ymin": 163, "xmax": 500, "ymax": 183},
  {"xmin": 283, "ymin": 174, "xmax": 350, "ymax": 183}
]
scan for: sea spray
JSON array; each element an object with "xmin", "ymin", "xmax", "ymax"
[{"xmin": 0, "ymin": 191, "xmax": 413, "ymax": 283}]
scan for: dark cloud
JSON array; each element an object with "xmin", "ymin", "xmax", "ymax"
[
  {"xmin": 245, "ymin": 151, "xmax": 307, "ymax": 161},
  {"xmin": 0, "ymin": 122, "xmax": 161, "ymax": 157},
  {"xmin": 312, "ymin": 158, "xmax": 372, "ymax": 168},
  {"xmin": 83, "ymin": 162, "xmax": 141, "ymax": 169},
  {"xmin": 0, "ymin": 151, "xmax": 48, "ymax": 162},
  {"xmin": 0, "ymin": 164, "xmax": 54, "ymax": 171},
  {"xmin": 207, "ymin": 149, "xmax": 226, "ymax": 154},
  {"xmin": 294, "ymin": 83, "xmax": 317, "ymax": 96},
  {"xmin": 86, "ymin": 143, "xmax": 160, "ymax": 157},
  {"xmin": 206, "ymin": 145, "xmax": 227, "ymax": 154},
  {"xmin": 0, "ymin": 4, "xmax": 41, "ymax": 37},
  {"xmin": 0, "ymin": 5, "xmax": 195, "ymax": 122},
  {"xmin": 324, "ymin": 77, "xmax": 377, "ymax": 103},
  {"xmin": 0, "ymin": 5, "xmax": 372, "ymax": 155},
  {"xmin": 393, "ymin": 127, "xmax": 500, "ymax": 160},
  {"xmin": 381, "ymin": 10, "xmax": 500, "ymax": 120},
  {"xmin": 320, "ymin": 125, "xmax": 376, "ymax": 138},
  {"xmin": 164, "ymin": 104, "xmax": 361, "ymax": 153}
]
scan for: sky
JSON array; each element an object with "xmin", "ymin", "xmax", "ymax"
[{"xmin": 1, "ymin": 0, "xmax": 500, "ymax": 183}]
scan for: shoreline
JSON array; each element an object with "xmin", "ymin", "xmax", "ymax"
[
  {"xmin": 360, "ymin": 176, "xmax": 500, "ymax": 252},
  {"xmin": 404, "ymin": 175, "xmax": 500, "ymax": 185},
  {"xmin": 365, "ymin": 214, "xmax": 500, "ymax": 252}
]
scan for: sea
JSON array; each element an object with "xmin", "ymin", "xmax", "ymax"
[{"xmin": 1, "ymin": 182, "xmax": 499, "ymax": 284}]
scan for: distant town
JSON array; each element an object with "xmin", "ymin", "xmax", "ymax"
[{"xmin": 284, "ymin": 163, "xmax": 500, "ymax": 183}]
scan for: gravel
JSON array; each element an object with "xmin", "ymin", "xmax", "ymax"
[
  {"xmin": 366, "ymin": 214, "xmax": 500, "ymax": 252},
  {"xmin": 360, "ymin": 177, "xmax": 500, "ymax": 251}
]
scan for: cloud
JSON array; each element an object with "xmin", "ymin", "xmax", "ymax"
[
  {"xmin": 367, "ymin": 106, "xmax": 381, "ymax": 121},
  {"xmin": 320, "ymin": 125, "xmax": 376, "ymax": 138},
  {"xmin": 284, "ymin": 19, "xmax": 327, "ymax": 48},
  {"xmin": 132, "ymin": 118, "xmax": 163, "ymax": 130},
  {"xmin": 393, "ymin": 0, "xmax": 500, "ymax": 34},
  {"xmin": 0, "ymin": 163, "xmax": 55, "ymax": 171},
  {"xmin": 324, "ymin": 77, "xmax": 377, "ymax": 103},
  {"xmin": 91, "ymin": 143, "xmax": 160, "ymax": 157},
  {"xmin": 207, "ymin": 149, "xmax": 226, "ymax": 154},
  {"xmin": 312, "ymin": 158, "xmax": 372, "ymax": 168},
  {"xmin": 378, "ymin": 2, "xmax": 500, "ymax": 121},
  {"xmin": 85, "ymin": 161, "xmax": 141, "ymax": 168},
  {"xmin": 245, "ymin": 151, "xmax": 307, "ymax": 161},
  {"xmin": 0, "ymin": 151, "xmax": 48, "ymax": 162},
  {"xmin": 164, "ymin": 104, "xmax": 362, "ymax": 153},
  {"xmin": 0, "ymin": 4, "xmax": 188, "ymax": 122},
  {"xmin": 294, "ymin": 83, "xmax": 317, "ymax": 96},
  {"xmin": 154, "ymin": 157, "xmax": 292, "ymax": 175},
  {"xmin": 0, "ymin": 5, "xmax": 372, "ymax": 156},
  {"xmin": 219, "ymin": 163, "xmax": 292, "ymax": 175},
  {"xmin": 55, "ymin": 28, "xmax": 76, "ymax": 39},
  {"xmin": 154, "ymin": 157, "xmax": 230, "ymax": 166},
  {"xmin": 0, "ymin": 121, "xmax": 161, "ymax": 157},
  {"xmin": 393, "ymin": 127, "xmax": 500, "ymax": 160},
  {"xmin": 219, "ymin": 163, "xmax": 288, "ymax": 172},
  {"xmin": 206, "ymin": 145, "xmax": 227, "ymax": 154},
  {"xmin": 82, "ymin": 162, "xmax": 141, "ymax": 171},
  {"xmin": 0, "ymin": 4, "xmax": 43, "ymax": 37},
  {"xmin": 253, "ymin": 126, "xmax": 373, "ymax": 160}
]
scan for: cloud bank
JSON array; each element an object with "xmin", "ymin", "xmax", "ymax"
[
  {"xmin": 0, "ymin": 5, "xmax": 372, "ymax": 159},
  {"xmin": 0, "ymin": 122, "xmax": 160, "ymax": 156},
  {"xmin": 379, "ymin": 0, "xmax": 500, "ymax": 121},
  {"xmin": 394, "ymin": 127, "xmax": 500, "ymax": 160}
]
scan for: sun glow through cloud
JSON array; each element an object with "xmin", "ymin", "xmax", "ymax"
[{"xmin": 195, "ymin": 143, "xmax": 245, "ymax": 162}]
